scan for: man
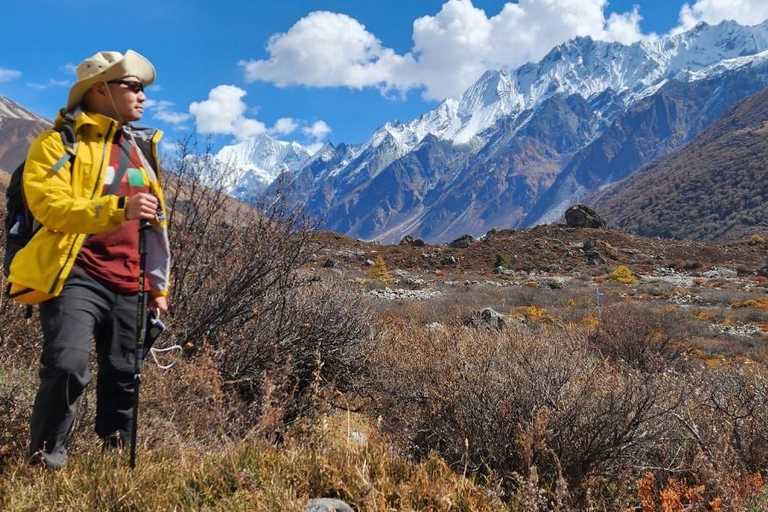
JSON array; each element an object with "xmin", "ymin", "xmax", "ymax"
[{"xmin": 7, "ymin": 50, "xmax": 171, "ymax": 468}]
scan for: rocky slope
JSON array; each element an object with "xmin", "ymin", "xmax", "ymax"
[{"xmin": 592, "ymin": 86, "xmax": 768, "ymax": 241}]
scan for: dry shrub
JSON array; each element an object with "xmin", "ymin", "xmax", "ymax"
[
  {"xmin": 589, "ymin": 302, "xmax": 685, "ymax": 370},
  {"xmin": 365, "ymin": 324, "xmax": 685, "ymax": 505},
  {"xmin": 161, "ymin": 135, "xmax": 376, "ymax": 436}
]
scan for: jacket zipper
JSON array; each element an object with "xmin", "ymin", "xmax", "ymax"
[{"xmin": 48, "ymin": 125, "xmax": 114, "ymax": 294}]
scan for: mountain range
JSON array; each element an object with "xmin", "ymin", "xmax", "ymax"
[
  {"xmin": 218, "ymin": 20, "xmax": 768, "ymax": 242},
  {"xmin": 2, "ymin": 20, "xmax": 768, "ymax": 243}
]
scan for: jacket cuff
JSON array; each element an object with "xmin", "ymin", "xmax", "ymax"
[{"xmin": 109, "ymin": 195, "xmax": 127, "ymax": 223}]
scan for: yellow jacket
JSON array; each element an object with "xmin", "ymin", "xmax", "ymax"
[{"xmin": 8, "ymin": 109, "xmax": 171, "ymax": 305}]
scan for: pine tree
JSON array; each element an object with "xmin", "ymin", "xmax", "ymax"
[{"xmin": 369, "ymin": 254, "xmax": 393, "ymax": 284}]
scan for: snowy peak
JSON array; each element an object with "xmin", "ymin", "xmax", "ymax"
[
  {"xmin": 215, "ymin": 133, "xmax": 313, "ymax": 197},
  {"xmin": 0, "ymin": 94, "xmax": 48, "ymax": 123}
]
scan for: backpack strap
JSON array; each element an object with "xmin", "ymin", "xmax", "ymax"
[{"xmin": 50, "ymin": 124, "xmax": 77, "ymax": 173}]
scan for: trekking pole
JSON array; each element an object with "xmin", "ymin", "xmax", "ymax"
[{"xmin": 130, "ymin": 219, "xmax": 151, "ymax": 468}]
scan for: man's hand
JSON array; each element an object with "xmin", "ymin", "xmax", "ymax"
[
  {"xmin": 149, "ymin": 296, "xmax": 169, "ymax": 315},
  {"xmin": 125, "ymin": 193, "xmax": 159, "ymax": 220}
]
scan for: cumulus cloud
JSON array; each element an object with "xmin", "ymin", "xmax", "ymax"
[
  {"xmin": 189, "ymin": 85, "xmax": 266, "ymax": 140},
  {"xmin": 145, "ymin": 99, "xmax": 192, "ymax": 126},
  {"xmin": 0, "ymin": 68, "xmax": 21, "ymax": 82},
  {"xmin": 303, "ymin": 120, "xmax": 332, "ymax": 140},
  {"xmin": 270, "ymin": 117, "xmax": 299, "ymax": 135},
  {"xmin": 677, "ymin": 0, "xmax": 768, "ymax": 32},
  {"xmin": 240, "ymin": 0, "xmax": 649, "ymax": 100}
]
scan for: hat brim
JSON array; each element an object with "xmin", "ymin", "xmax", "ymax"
[{"xmin": 66, "ymin": 50, "xmax": 155, "ymax": 111}]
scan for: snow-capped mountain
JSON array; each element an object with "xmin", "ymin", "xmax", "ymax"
[
  {"xmin": 215, "ymin": 133, "xmax": 314, "ymax": 199},
  {"xmin": 258, "ymin": 20, "xmax": 768, "ymax": 242},
  {"xmin": 0, "ymin": 94, "xmax": 50, "ymax": 174}
]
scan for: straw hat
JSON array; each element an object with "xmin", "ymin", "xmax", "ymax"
[{"xmin": 66, "ymin": 50, "xmax": 155, "ymax": 110}]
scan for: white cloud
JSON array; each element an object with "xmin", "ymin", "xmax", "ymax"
[
  {"xmin": 62, "ymin": 63, "xmax": 77, "ymax": 76},
  {"xmin": 303, "ymin": 120, "xmax": 332, "ymax": 140},
  {"xmin": 160, "ymin": 141, "xmax": 180, "ymax": 154},
  {"xmin": 240, "ymin": 0, "xmax": 649, "ymax": 100},
  {"xmin": 0, "ymin": 68, "xmax": 21, "ymax": 82},
  {"xmin": 146, "ymin": 99, "xmax": 192, "ymax": 126},
  {"xmin": 27, "ymin": 78, "xmax": 70, "ymax": 90},
  {"xmin": 677, "ymin": 0, "xmax": 768, "ymax": 32},
  {"xmin": 270, "ymin": 117, "xmax": 299, "ymax": 135},
  {"xmin": 189, "ymin": 85, "xmax": 266, "ymax": 140}
]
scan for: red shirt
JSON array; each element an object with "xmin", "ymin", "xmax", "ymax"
[{"xmin": 76, "ymin": 130, "xmax": 151, "ymax": 293}]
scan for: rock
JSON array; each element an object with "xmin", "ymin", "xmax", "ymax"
[
  {"xmin": 702, "ymin": 267, "xmax": 738, "ymax": 278},
  {"xmin": 565, "ymin": 204, "xmax": 606, "ymax": 229},
  {"xmin": 464, "ymin": 308, "xmax": 506, "ymax": 330},
  {"xmin": 305, "ymin": 498, "xmax": 354, "ymax": 512},
  {"xmin": 585, "ymin": 250, "xmax": 606, "ymax": 265},
  {"xmin": 759, "ymin": 263, "xmax": 768, "ymax": 277},
  {"xmin": 362, "ymin": 259, "xmax": 374, "ymax": 267},
  {"xmin": 399, "ymin": 234, "xmax": 414, "ymax": 245},
  {"xmin": 448, "ymin": 234, "xmax": 475, "ymax": 249},
  {"xmin": 484, "ymin": 228, "xmax": 498, "ymax": 241},
  {"xmin": 597, "ymin": 240, "xmax": 619, "ymax": 259},
  {"xmin": 412, "ymin": 238, "xmax": 425, "ymax": 247},
  {"xmin": 426, "ymin": 322, "xmax": 446, "ymax": 332},
  {"xmin": 547, "ymin": 263, "xmax": 560, "ymax": 273},
  {"xmin": 323, "ymin": 259, "xmax": 337, "ymax": 268},
  {"xmin": 583, "ymin": 237, "xmax": 596, "ymax": 251},
  {"xmin": 442, "ymin": 255, "xmax": 457, "ymax": 265}
]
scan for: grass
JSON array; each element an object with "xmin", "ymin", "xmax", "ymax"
[{"xmin": 0, "ymin": 421, "xmax": 505, "ymax": 511}]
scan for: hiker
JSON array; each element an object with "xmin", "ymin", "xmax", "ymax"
[{"xmin": 6, "ymin": 50, "xmax": 171, "ymax": 468}]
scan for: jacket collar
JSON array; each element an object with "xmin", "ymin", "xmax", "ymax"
[{"xmin": 54, "ymin": 107, "xmax": 120, "ymax": 135}]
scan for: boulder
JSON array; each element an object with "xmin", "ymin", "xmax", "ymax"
[
  {"xmin": 448, "ymin": 234, "xmax": 475, "ymax": 248},
  {"xmin": 305, "ymin": 498, "xmax": 354, "ymax": 512},
  {"xmin": 322, "ymin": 259, "xmax": 337, "ymax": 268},
  {"xmin": 565, "ymin": 204, "xmax": 606, "ymax": 228},
  {"xmin": 585, "ymin": 250, "xmax": 606, "ymax": 265},
  {"xmin": 442, "ymin": 255, "xmax": 457, "ymax": 265},
  {"xmin": 412, "ymin": 238, "xmax": 425, "ymax": 247},
  {"xmin": 399, "ymin": 235, "xmax": 414, "ymax": 245},
  {"xmin": 464, "ymin": 308, "xmax": 506, "ymax": 330}
]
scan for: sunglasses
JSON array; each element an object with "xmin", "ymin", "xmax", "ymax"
[{"xmin": 107, "ymin": 79, "xmax": 145, "ymax": 93}]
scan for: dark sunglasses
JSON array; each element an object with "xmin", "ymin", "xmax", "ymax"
[{"xmin": 107, "ymin": 79, "xmax": 144, "ymax": 93}]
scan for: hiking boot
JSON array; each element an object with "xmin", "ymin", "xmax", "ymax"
[
  {"xmin": 29, "ymin": 447, "xmax": 68, "ymax": 470},
  {"xmin": 102, "ymin": 432, "xmax": 126, "ymax": 451}
]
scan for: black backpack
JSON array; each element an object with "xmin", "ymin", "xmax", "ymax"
[{"xmin": 3, "ymin": 123, "xmax": 77, "ymax": 278}]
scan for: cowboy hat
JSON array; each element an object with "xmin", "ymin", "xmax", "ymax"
[{"xmin": 67, "ymin": 50, "xmax": 155, "ymax": 110}]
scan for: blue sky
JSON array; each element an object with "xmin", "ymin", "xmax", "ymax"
[{"xmin": 1, "ymin": 0, "xmax": 767, "ymax": 153}]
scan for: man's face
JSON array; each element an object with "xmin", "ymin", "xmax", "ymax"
[{"xmin": 106, "ymin": 76, "xmax": 146, "ymax": 122}]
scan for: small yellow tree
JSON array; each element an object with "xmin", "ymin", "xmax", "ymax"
[
  {"xmin": 369, "ymin": 254, "xmax": 394, "ymax": 284},
  {"xmin": 609, "ymin": 265, "xmax": 637, "ymax": 285}
]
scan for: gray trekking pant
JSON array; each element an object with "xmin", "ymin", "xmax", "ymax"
[{"xmin": 28, "ymin": 267, "xmax": 140, "ymax": 467}]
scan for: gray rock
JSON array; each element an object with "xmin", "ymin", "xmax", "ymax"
[
  {"xmin": 362, "ymin": 259, "xmax": 374, "ymax": 267},
  {"xmin": 323, "ymin": 259, "xmax": 338, "ymax": 268},
  {"xmin": 399, "ymin": 234, "xmax": 414, "ymax": 245},
  {"xmin": 583, "ymin": 237, "xmax": 596, "ymax": 251},
  {"xmin": 585, "ymin": 250, "xmax": 606, "ymax": 265},
  {"xmin": 565, "ymin": 204, "xmax": 606, "ymax": 228},
  {"xmin": 442, "ymin": 255, "xmax": 457, "ymax": 265},
  {"xmin": 412, "ymin": 238, "xmax": 425, "ymax": 247},
  {"xmin": 448, "ymin": 234, "xmax": 475, "ymax": 249},
  {"xmin": 464, "ymin": 308, "xmax": 506, "ymax": 330},
  {"xmin": 547, "ymin": 263, "xmax": 560, "ymax": 273},
  {"xmin": 305, "ymin": 498, "xmax": 354, "ymax": 512}
]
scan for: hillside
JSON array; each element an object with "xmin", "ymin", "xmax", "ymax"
[{"xmin": 593, "ymin": 86, "xmax": 768, "ymax": 241}]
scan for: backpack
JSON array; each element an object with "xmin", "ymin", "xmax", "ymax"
[{"xmin": 3, "ymin": 123, "xmax": 77, "ymax": 278}]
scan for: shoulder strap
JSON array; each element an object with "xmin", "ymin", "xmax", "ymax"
[{"xmin": 50, "ymin": 124, "xmax": 78, "ymax": 173}]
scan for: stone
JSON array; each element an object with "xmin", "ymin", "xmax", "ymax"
[
  {"xmin": 464, "ymin": 308, "xmax": 506, "ymax": 330},
  {"xmin": 565, "ymin": 204, "xmax": 606, "ymax": 228},
  {"xmin": 399, "ymin": 234, "xmax": 414, "ymax": 245},
  {"xmin": 448, "ymin": 234, "xmax": 475, "ymax": 249},
  {"xmin": 547, "ymin": 263, "xmax": 560, "ymax": 273},
  {"xmin": 323, "ymin": 259, "xmax": 337, "ymax": 268},
  {"xmin": 305, "ymin": 498, "xmax": 354, "ymax": 512},
  {"xmin": 583, "ymin": 237, "xmax": 596, "ymax": 251},
  {"xmin": 442, "ymin": 255, "xmax": 457, "ymax": 265},
  {"xmin": 585, "ymin": 250, "xmax": 606, "ymax": 265},
  {"xmin": 412, "ymin": 238, "xmax": 425, "ymax": 247},
  {"xmin": 362, "ymin": 259, "xmax": 374, "ymax": 267}
]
